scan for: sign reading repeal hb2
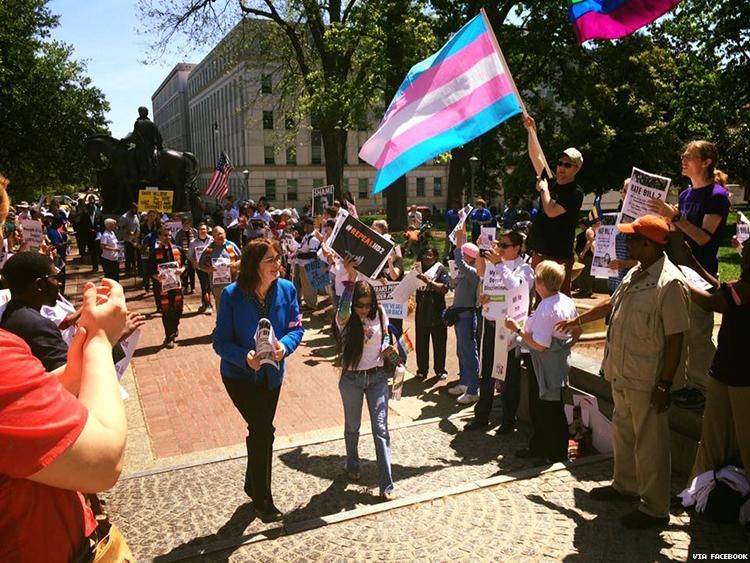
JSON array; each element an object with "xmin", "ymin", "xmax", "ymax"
[
  {"xmin": 138, "ymin": 188, "xmax": 174, "ymax": 213},
  {"xmin": 329, "ymin": 213, "xmax": 394, "ymax": 278}
]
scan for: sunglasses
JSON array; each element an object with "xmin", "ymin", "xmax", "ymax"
[
  {"xmin": 557, "ymin": 160, "xmax": 576, "ymax": 169},
  {"xmin": 353, "ymin": 301, "xmax": 372, "ymax": 309}
]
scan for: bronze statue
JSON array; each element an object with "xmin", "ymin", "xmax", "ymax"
[{"xmin": 127, "ymin": 106, "xmax": 163, "ymax": 182}]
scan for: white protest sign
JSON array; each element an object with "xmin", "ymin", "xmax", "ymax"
[
  {"xmin": 619, "ymin": 167, "xmax": 671, "ymax": 224},
  {"xmin": 679, "ymin": 265, "xmax": 713, "ymax": 291},
  {"xmin": 20, "ymin": 218, "xmax": 44, "ymax": 248},
  {"xmin": 477, "ymin": 227, "xmax": 496, "ymax": 251},
  {"xmin": 115, "ymin": 330, "xmax": 141, "ymax": 381},
  {"xmin": 448, "ymin": 204, "xmax": 473, "ymax": 244},
  {"xmin": 212, "ymin": 257, "xmax": 231, "ymax": 285},
  {"xmin": 591, "ymin": 213, "xmax": 619, "ymax": 278},
  {"xmin": 371, "ymin": 279, "xmax": 406, "ymax": 319},
  {"xmin": 447, "ymin": 259, "xmax": 458, "ymax": 281},
  {"xmin": 482, "ymin": 281, "xmax": 529, "ymax": 381},
  {"xmin": 157, "ymin": 261, "xmax": 182, "ymax": 292},
  {"xmin": 737, "ymin": 212, "xmax": 750, "ymax": 252},
  {"xmin": 390, "ymin": 268, "xmax": 426, "ymax": 304}
]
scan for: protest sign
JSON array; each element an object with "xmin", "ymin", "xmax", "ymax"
[
  {"xmin": 165, "ymin": 221, "xmax": 182, "ymax": 240},
  {"xmin": 448, "ymin": 204, "xmax": 473, "ymax": 244},
  {"xmin": 488, "ymin": 282, "xmax": 529, "ymax": 381},
  {"xmin": 679, "ymin": 265, "xmax": 713, "ymax": 291},
  {"xmin": 477, "ymin": 227, "xmax": 496, "ymax": 251},
  {"xmin": 115, "ymin": 330, "xmax": 140, "ymax": 381},
  {"xmin": 212, "ymin": 257, "xmax": 231, "ymax": 285},
  {"xmin": 737, "ymin": 212, "xmax": 750, "ymax": 252},
  {"xmin": 390, "ymin": 269, "xmax": 425, "ymax": 304},
  {"xmin": 447, "ymin": 259, "xmax": 458, "ymax": 281},
  {"xmin": 138, "ymin": 188, "xmax": 174, "ymax": 213},
  {"xmin": 304, "ymin": 259, "xmax": 331, "ymax": 292},
  {"xmin": 20, "ymin": 218, "xmax": 43, "ymax": 248},
  {"xmin": 312, "ymin": 185, "xmax": 335, "ymax": 216},
  {"xmin": 371, "ymin": 279, "xmax": 406, "ymax": 320},
  {"xmin": 329, "ymin": 212, "xmax": 394, "ymax": 278},
  {"xmin": 157, "ymin": 262, "xmax": 182, "ymax": 291},
  {"xmin": 194, "ymin": 244, "xmax": 208, "ymax": 263},
  {"xmin": 591, "ymin": 213, "xmax": 618, "ymax": 278},
  {"xmin": 345, "ymin": 199, "xmax": 359, "ymax": 219},
  {"xmin": 619, "ymin": 167, "xmax": 671, "ymax": 224}
]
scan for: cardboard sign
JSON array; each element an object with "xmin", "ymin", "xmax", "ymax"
[
  {"xmin": 138, "ymin": 188, "xmax": 174, "ymax": 213},
  {"xmin": 303, "ymin": 259, "xmax": 331, "ymax": 291},
  {"xmin": 312, "ymin": 185, "xmax": 335, "ymax": 217},
  {"xmin": 329, "ymin": 212, "xmax": 394, "ymax": 278}
]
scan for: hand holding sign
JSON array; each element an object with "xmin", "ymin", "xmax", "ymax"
[{"xmin": 343, "ymin": 256, "xmax": 358, "ymax": 282}]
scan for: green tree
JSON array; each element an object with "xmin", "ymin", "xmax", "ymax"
[{"xmin": 0, "ymin": 0, "xmax": 110, "ymax": 201}]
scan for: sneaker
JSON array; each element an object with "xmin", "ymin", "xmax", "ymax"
[
  {"xmin": 448, "ymin": 384, "xmax": 468, "ymax": 396},
  {"xmin": 620, "ymin": 509, "xmax": 668, "ymax": 529},
  {"xmin": 254, "ymin": 501, "xmax": 283, "ymax": 523},
  {"xmin": 456, "ymin": 392, "xmax": 479, "ymax": 404},
  {"xmin": 204, "ymin": 306, "xmax": 213, "ymax": 316},
  {"xmin": 463, "ymin": 419, "xmax": 489, "ymax": 431},
  {"xmin": 381, "ymin": 490, "xmax": 398, "ymax": 501},
  {"xmin": 414, "ymin": 372, "xmax": 427, "ymax": 380},
  {"xmin": 589, "ymin": 485, "xmax": 639, "ymax": 502},
  {"xmin": 436, "ymin": 372, "xmax": 448, "ymax": 380},
  {"xmin": 198, "ymin": 304, "xmax": 205, "ymax": 314},
  {"xmin": 164, "ymin": 338, "xmax": 175, "ymax": 349}
]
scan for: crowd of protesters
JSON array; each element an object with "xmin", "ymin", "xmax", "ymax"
[{"xmin": 1, "ymin": 130, "xmax": 749, "ymax": 561}]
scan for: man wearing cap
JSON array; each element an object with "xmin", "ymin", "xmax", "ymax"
[
  {"xmin": 559, "ymin": 215, "xmax": 689, "ymax": 529},
  {"xmin": 523, "ymin": 116, "xmax": 584, "ymax": 297}
]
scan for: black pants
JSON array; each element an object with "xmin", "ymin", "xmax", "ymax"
[
  {"xmin": 154, "ymin": 286, "xmax": 182, "ymax": 339},
  {"xmin": 182, "ymin": 259, "xmax": 196, "ymax": 292},
  {"xmin": 101, "ymin": 257, "xmax": 120, "ymax": 282},
  {"xmin": 197, "ymin": 269, "xmax": 212, "ymax": 306},
  {"xmin": 81, "ymin": 238, "xmax": 99, "ymax": 269},
  {"xmin": 124, "ymin": 241, "xmax": 137, "ymax": 274},
  {"xmin": 415, "ymin": 317, "xmax": 447, "ymax": 376},
  {"xmin": 525, "ymin": 354, "xmax": 569, "ymax": 461},
  {"xmin": 222, "ymin": 377, "xmax": 281, "ymax": 504},
  {"xmin": 474, "ymin": 320, "xmax": 521, "ymax": 426}
]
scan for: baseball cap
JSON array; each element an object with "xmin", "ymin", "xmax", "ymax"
[
  {"xmin": 461, "ymin": 242, "xmax": 479, "ymax": 259},
  {"xmin": 560, "ymin": 148, "xmax": 583, "ymax": 167},
  {"xmin": 617, "ymin": 215, "xmax": 669, "ymax": 244}
]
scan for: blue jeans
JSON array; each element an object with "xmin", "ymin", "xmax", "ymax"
[
  {"xmin": 338, "ymin": 369, "xmax": 395, "ymax": 495},
  {"xmin": 455, "ymin": 310, "xmax": 479, "ymax": 395}
]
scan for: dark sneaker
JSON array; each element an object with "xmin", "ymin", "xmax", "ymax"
[
  {"xmin": 589, "ymin": 485, "xmax": 639, "ymax": 502},
  {"xmin": 463, "ymin": 420, "xmax": 490, "ymax": 432},
  {"xmin": 254, "ymin": 502, "xmax": 283, "ymax": 523},
  {"xmin": 620, "ymin": 509, "xmax": 669, "ymax": 529},
  {"xmin": 164, "ymin": 338, "xmax": 175, "ymax": 349}
]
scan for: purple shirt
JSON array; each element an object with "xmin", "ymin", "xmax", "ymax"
[{"xmin": 678, "ymin": 183, "xmax": 730, "ymax": 275}]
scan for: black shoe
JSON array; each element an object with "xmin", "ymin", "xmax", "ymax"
[
  {"xmin": 589, "ymin": 485, "xmax": 639, "ymax": 502},
  {"xmin": 620, "ymin": 509, "xmax": 669, "ymax": 529},
  {"xmin": 496, "ymin": 423, "xmax": 516, "ymax": 435},
  {"xmin": 415, "ymin": 372, "xmax": 427, "ymax": 380},
  {"xmin": 164, "ymin": 338, "xmax": 175, "ymax": 349},
  {"xmin": 464, "ymin": 420, "xmax": 489, "ymax": 432},
  {"xmin": 254, "ymin": 501, "xmax": 283, "ymax": 523}
]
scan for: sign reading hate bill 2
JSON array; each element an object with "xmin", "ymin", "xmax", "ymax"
[
  {"xmin": 329, "ymin": 213, "xmax": 394, "ymax": 278},
  {"xmin": 138, "ymin": 188, "xmax": 174, "ymax": 213}
]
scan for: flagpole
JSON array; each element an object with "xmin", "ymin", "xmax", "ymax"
[{"xmin": 479, "ymin": 8, "xmax": 553, "ymax": 179}]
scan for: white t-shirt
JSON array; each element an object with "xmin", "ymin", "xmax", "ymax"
[
  {"xmin": 338, "ymin": 306, "xmax": 388, "ymax": 371},
  {"xmin": 100, "ymin": 230, "xmax": 120, "ymax": 261},
  {"xmin": 523, "ymin": 293, "xmax": 577, "ymax": 348}
]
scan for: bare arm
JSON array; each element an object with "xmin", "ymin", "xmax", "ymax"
[{"xmin": 538, "ymin": 179, "xmax": 567, "ymax": 218}]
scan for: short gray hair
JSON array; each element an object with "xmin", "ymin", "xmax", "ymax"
[{"xmin": 372, "ymin": 219, "xmax": 389, "ymax": 234}]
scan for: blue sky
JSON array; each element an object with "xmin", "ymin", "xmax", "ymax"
[{"xmin": 49, "ymin": 0, "xmax": 209, "ymax": 139}]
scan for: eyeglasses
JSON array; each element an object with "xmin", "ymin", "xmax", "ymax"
[
  {"xmin": 262, "ymin": 254, "xmax": 282, "ymax": 263},
  {"xmin": 353, "ymin": 301, "xmax": 372, "ymax": 309},
  {"xmin": 557, "ymin": 160, "xmax": 576, "ymax": 169}
]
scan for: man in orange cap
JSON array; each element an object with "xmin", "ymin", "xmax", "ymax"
[{"xmin": 558, "ymin": 215, "xmax": 690, "ymax": 529}]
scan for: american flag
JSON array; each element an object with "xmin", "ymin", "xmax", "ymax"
[{"xmin": 205, "ymin": 152, "xmax": 233, "ymax": 200}]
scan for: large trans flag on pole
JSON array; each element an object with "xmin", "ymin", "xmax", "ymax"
[
  {"xmin": 569, "ymin": 0, "xmax": 682, "ymax": 43},
  {"xmin": 359, "ymin": 12, "xmax": 522, "ymax": 194}
]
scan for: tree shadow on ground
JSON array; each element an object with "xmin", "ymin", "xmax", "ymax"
[
  {"xmin": 152, "ymin": 502, "xmax": 280, "ymax": 563},
  {"xmin": 527, "ymin": 488, "xmax": 671, "ymax": 562}
]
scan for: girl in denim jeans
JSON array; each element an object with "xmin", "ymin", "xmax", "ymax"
[{"xmin": 336, "ymin": 258, "xmax": 396, "ymax": 500}]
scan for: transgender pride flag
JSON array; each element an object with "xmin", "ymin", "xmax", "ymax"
[
  {"xmin": 359, "ymin": 13, "xmax": 522, "ymax": 194},
  {"xmin": 569, "ymin": 0, "xmax": 682, "ymax": 43}
]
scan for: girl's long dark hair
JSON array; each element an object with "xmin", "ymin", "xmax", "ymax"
[{"xmin": 341, "ymin": 281, "xmax": 379, "ymax": 370}]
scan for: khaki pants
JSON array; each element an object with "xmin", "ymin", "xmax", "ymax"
[
  {"xmin": 674, "ymin": 305, "xmax": 714, "ymax": 392},
  {"xmin": 690, "ymin": 377, "xmax": 750, "ymax": 482},
  {"xmin": 611, "ymin": 386, "xmax": 671, "ymax": 518},
  {"xmin": 297, "ymin": 264, "xmax": 318, "ymax": 309},
  {"xmin": 212, "ymin": 286, "xmax": 225, "ymax": 318}
]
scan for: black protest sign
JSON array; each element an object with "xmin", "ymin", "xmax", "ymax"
[
  {"xmin": 312, "ymin": 185, "xmax": 335, "ymax": 217},
  {"xmin": 329, "ymin": 214, "xmax": 394, "ymax": 278}
]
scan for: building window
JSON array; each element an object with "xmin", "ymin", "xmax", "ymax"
[
  {"xmin": 261, "ymin": 73, "xmax": 272, "ymax": 94},
  {"xmin": 263, "ymin": 110, "xmax": 274, "ymax": 130},
  {"xmin": 434, "ymin": 177, "xmax": 443, "ymax": 197},
  {"xmin": 287, "ymin": 179, "xmax": 298, "ymax": 201},
  {"xmin": 311, "ymin": 131, "xmax": 322, "ymax": 165},
  {"xmin": 265, "ymin": 179, "xmax": 276, "ymax": 200},
  {"xmin": 358, "ymin": 177, "xmax": 369, "ymax": 199},
  {"xmin": 416, "ymin": 177, "xmax": 426, "ymax": 197},
  {"xmin": 286, "ymin": 146, "xmax": 297, "ymax": 165},
  {"xmin": 264, "ymin": 145, "xmax": 275, "ymax": 165},
  {"xmin": 313, "ymin": 178, "xmax": 324, "ymax": 189}
]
